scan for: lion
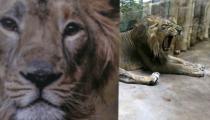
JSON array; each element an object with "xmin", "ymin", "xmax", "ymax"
[
  {"xmin": 0, "ymin": 0, "xmax": 119, "ymax": 120},
  {"xmin": 119, "ymin": 16, "xmax": 205, "ymax": 85}
]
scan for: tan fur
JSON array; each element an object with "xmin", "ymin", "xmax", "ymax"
[
  {"xmin": 120, "ymin": 16, "xmax": 204, "ymax": 85},
  {"xmin": 0, "ymin": 0, "xmax": 119, "ymax": 120}
]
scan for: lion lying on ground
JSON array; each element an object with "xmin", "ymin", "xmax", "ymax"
[
  {"xmin": 119, "ymin": 16, "xmax": 205, "ymax": 85},
  {"xmin": 0, "ymin": 0, "xmax": 119, "ymax": 120}
]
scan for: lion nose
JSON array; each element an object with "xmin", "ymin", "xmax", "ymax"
[{"xmin": 20, "ymin": 60, "xmax": 62, "ymax": 89}]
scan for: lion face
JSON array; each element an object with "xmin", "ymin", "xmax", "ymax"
[
  {"xmin": 146, "ymin": 16, "xmax": 183, "ymax": 52},
  {"xmin": 0, "ymin": 0, "xmax": 118, "ymax": 120},
  {"xmin": 159, "ymin": 19, "xmax": 182, "ymax": 51}
]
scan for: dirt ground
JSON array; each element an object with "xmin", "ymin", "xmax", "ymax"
[{"xmin": 119, "ymin": 40, "xmax": 210, "ymax": 120}]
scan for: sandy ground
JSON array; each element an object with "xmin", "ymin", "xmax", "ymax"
[{"xmin": 119, "ymin": 40, "xmax": 210, "ymax": 120}]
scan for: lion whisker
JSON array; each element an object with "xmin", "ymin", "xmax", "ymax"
[
  {"xmin": 68, "ymin": 91, "xmax": 89, "ymax": 97},
  {"xmin": 64, "ymin": 96, "xmax": 85, "ymax": 105},
  {"xmin": 9, "ymin": 94, "xmax": 25, "ymax": 99},
  {"xmin": 6, "ymin": 88, "xmax": 32, "ymax": 92}
]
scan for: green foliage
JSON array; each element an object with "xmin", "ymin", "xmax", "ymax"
[
  {"xmin": 120, "ymin": 0, "xmax": 143, "ymax": 15},
  {"xmin": 120, "ymin": 0, "xmax": 143, "ymax": 32}
]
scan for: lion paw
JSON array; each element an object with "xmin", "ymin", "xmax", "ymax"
[
  {"xmin": 196, "ymin": 64, "xmax": 205, "ymax": 71},
  {"xmin": 190, "ymin": 68, "xmax": 205, "ymax": 77},
  {"xmin": 149, "ymin": 72, "xmax": 160, "ymax": 85},
  {"xmin": 189, "ymin": 64, "xmax": 205, "ymax": 77},
  {"xmin": 185, "ymin": 63, "xmax": 205, "ymax": 71}
]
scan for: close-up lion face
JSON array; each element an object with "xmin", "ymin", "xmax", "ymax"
[{"xmin": 0, "ymin": 0, "xmax": 119, "ymax": 120}]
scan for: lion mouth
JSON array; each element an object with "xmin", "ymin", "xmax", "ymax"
[
  {"xmin": 18, "ymin": 97, "xmax": 59, "ymax": 110},
  {"xmin": 162, "ymin": 35, "xmax": 173, "ymax": 51},
  {"xmin": 31, "ymin": 98, "xmax": 58, "ymax": 108}
]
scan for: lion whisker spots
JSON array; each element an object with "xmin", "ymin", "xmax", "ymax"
[
  {"xmin": 6, "ymin": 88, "xmax": 32, "ymax": 92},
  {"xmin": 10, "ymin": 94, "xmax": 26, "ymax": 99},
  {"xmin": 6, "ymin": 80, "xmax": 25, "ymax": 85}
]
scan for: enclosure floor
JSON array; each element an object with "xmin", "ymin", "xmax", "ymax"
[{"xmin": 119, "ymin": 40, "xmax": 210, "ymax": 120}]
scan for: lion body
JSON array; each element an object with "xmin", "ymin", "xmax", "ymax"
[
  {"xmin": 0, "ymin": 0, "xmax": 119, "ymax": 120},
  {"xmin": 120, "ymin": 30, "xmax": 142, "ymax": 70},
  {"xmin": 119, "ymin": 16, "xmax": 205, "ymax": 85}
]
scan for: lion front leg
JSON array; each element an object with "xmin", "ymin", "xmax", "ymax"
[
  {"xmin": 168, "ymin": 55, "xmax": 205, "ymax": 71},
  {"xmin": 119, "ymin": 68, "xmax": 160, "ymax": 85},
  {"xmin": 153, "ymin": 56, "xmax": 205, "ymax": 77}
]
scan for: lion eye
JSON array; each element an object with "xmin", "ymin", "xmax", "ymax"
[
  {"xmin": 63, "ymin": 22, "xmax": 82, "ymax": 36},
  {"xmin": 0, "ymin": 17, "xmax": 18, "ymax": 32}
]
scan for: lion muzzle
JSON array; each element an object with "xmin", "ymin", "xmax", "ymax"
[{"xmin": 20, "ymin": 60, "xmax": 63, "ymax": 89}]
